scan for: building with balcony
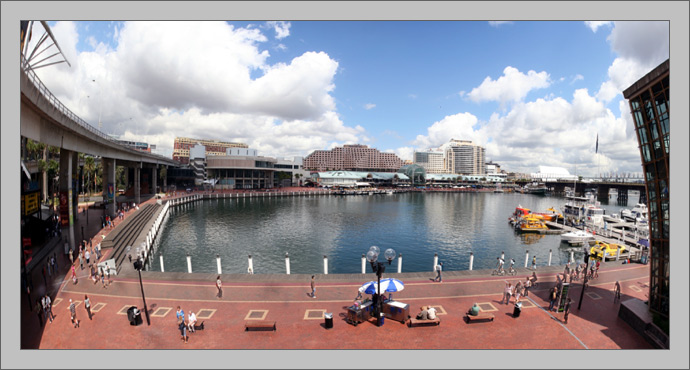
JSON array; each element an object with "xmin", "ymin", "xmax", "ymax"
[
  {"xmin": 172, "ymin": 136, "xmax": 248, "ymax": 164},
  {"xmin": 303, "ymin": 144, "xmax": 403, "ymax": 172},
  {"xmin": 413, "ymin": 149, "xmax": 445, "ymax": 174}
]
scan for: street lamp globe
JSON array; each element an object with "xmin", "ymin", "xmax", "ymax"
[
  {"xmin": 366, "ymin": 250, "xmax": 378, "ymax": 264},
  {"xmin": 369, "ymin": 245, "xmax": 380, "ymax": 257},
  {"xmin": 384, "ymin": 248, "xmax": 397, "ymax": 264}
]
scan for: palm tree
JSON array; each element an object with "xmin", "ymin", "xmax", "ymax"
[
  {"xmin": 294, "ymin": 173, "xmax": 302, "ymax": 186},
  {"xmin": 83, "ymin": 156, "xmax": 96, "ymax": 195}
]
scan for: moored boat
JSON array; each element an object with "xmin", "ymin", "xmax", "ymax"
[{"xmin": 560, "ymin": 230, "xmax": 595, "ymax": 245}]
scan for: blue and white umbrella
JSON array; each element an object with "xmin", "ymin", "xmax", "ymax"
[
  {"xmin": 379, "ymin": 278, "xmax": 405, "ymax": 292},
  {"xmin": 360, "ymin": 281, "xmax": 380, "ymax": 294}
]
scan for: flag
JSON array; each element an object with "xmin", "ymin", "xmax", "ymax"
[{"xmin": 595, "ymin": 134, "xmax": 598, "ymax": 154}]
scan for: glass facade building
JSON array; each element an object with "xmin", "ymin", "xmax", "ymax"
[{"xmin": 623, "ymin": 59, "xmax": 669, "ymax": 318}]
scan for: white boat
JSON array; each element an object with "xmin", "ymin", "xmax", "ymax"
[
  {"xmin": 561, "ymin": 193, "xmax": 606, "ymax": 228},
  {"xmin": 561, "ymin": 230, "xmax": 595, "ymax": 245},
  {"xmin": 621, "ymin": 203, "xmax": 648, "ymax": 223},
  {"xmin": 603, "ymin": 213, "xmax": 622, "ymax": 223}
]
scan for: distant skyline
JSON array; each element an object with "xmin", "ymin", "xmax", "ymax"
[{"xmin": 26, "ymin": 20, "xmax": 669, "ymax": 177}]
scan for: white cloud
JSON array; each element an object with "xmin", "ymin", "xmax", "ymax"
[
  {"xmin": 412, "ymin": 112, "xmax": 480, "ymax": 150},
  {"xmin": 584, "ymin": 21, "xmax": 612, "ymax": 32},
  {"xmin": 489, "ymin": 21, "xmax": 513, "ymax": 27},
  {"xmin": 571, "ymin": 74, "xmax": 584, "ymax": 83},
  {"xmin": 266, "ymin": 21, "xmax": 291, "ymax": 39},
  {"xmin": 466, "ymin": 66, "xmax": 551, "ymax": 106},
  {"xmin": 364, "ymin": 103, "xmax": 376, "ymax": 110}
]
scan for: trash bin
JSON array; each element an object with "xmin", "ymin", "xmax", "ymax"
[
  {"xmin": 127, "ymin": 306, "xmax": 142, "ymax": 326},
  {"xmin": 324, "ymin": 312, "xmax": 333, "ymax": 329},
  {"xmin": 513, "ymin": 301, "xmax": 522, "ymax": 318},
  {"xmin": 379, "ymin": 313, "xmax": 385, "ymax": 326}
]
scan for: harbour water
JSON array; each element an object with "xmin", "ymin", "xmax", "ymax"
[{"xmin": 148, "ymin": 192, "xmax": 639, "ymax": 274}]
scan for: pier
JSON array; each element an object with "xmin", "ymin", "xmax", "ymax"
[{"xmin": 545, "ymin": 221, "xmax": 645, "ymax": 260}]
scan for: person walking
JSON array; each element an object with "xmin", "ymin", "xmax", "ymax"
[
  {"xmin": 531, "ymin": 256, "xmax": 537, "ymax": 270},
  {"xmin": 35, "ymin": 299, "xmax": 44, "ymax": 327},
  {"xmin": 310, "ymin": 275, "xmax": 316, "ymax": 298},
  {"xmin": 71, "ymin": 264, "xmax": 78, "ymax": 284},
  {"xmin": 514, "ymin": 280, "xmax": 523, "ymax": 302},
  {"xmin": 502, "ymin": 282, "xmax": 513, "ymax": 305},
  {"xmin": 523, "ymin": 277, "xmax": 531, "ymax": 297},
  {"xmin": 41, "ymin": 265, "xmax": 48, "ymax": 288},
  {"xmin": 216, "ymin": 276, "xmax": 222, "ymax": 299},
  {"xmin": 53, "ymin": 252, "xmax": 58, "ymax": 271},
  {"xmin": 95, "ymin": 242, "xmax": 102, "ymax": 259},
  {"xmin": 434, "ymin": 262, "xmax": 443, "ymax": 282},
  {"xmin": 46, "ymin": 258, "xmax": 52, "ymax": 277},
  {"xmin": 79, "ymin": 250, "xmax": 84, "ymax": 270},
  {"xmin": 563, "ymin": 298, "xmax": 572, "ymax": 324},
  {"xmin": 614, "ymin": 281, "xmax": 621, "ymax": 302},
  {"xmin": 68, "ymin": 299, "xmax": 79, "ymax": 328},
  {"xmin": 43, "ymin": 294, "xmax": 55, "ymax": 323},
  {"xmin": 100, "ymin": 267, "xmax": 107, "ymax": 288},
  {"xmin": 105, "ymin": 263, "xmax": 112, "ymax": 286},
  {"xmin": 85, "ymin": 249, "xmax": 91, "ymax": 266},
  {"xmin": 548, "ymin": 287, "xmax": 558, "ymax": 312},
  {"xmin": 84, "ymin": 294, "xmax": 93, "ymax": 320},
  {"xmin": 69, "ymin": 247, "xmax": 74, "ymax": 266},
  {"xmin": 179, "ymin": 316, "xmax": 188, "ymax": 344}
]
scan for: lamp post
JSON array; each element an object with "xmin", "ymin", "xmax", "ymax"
[
  {"xmin": 577, "ymin": 252, "xmax": 597, "ymax": 311},
  {"xmin": 133, "ymin": 243, "xmax": 150, "ymax": 325},
  {"xmin": 366, "ymin": 246, "xmax": 396, "ymax": 327}
]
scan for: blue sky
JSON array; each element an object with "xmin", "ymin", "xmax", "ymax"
[{"xmin": 30, "ymin": 20, "xmax": 669, "ymax": 177}]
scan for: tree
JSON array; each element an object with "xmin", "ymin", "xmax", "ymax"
[{"xmin": 83, "ymin": 156, "xmax": 96, "ymax": 195}]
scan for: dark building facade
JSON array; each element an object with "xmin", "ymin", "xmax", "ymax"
[{"xmin": 623, "ymin": 59, "xmax": 669, "ymax": 318}]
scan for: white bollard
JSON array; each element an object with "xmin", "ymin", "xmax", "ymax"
[
  {"xmin": 187, "ymin": 254, "xmax": 192, "ymax": 273},
  {"xmin": 216, "ymin": 254, "xmax": 222, "ymax": 274},
  {"xmin": 248, "ymin": 255, "xmax": 254, "ymax": 274},
  {"xmin": 285, "ymin": 252, "xmax": 291, "ymax": 275},
  {"xmin": 570, "ymin": 250, "xmax": 575, "ymax": 264},
  {"xmin": 548, "ymin": 249, "xmax": 553, "ymax": 266},
  {"xmin": 433, "ymin": 253, "xmax": 438, "ymax": 272},
  {"xmin": 323, "ymin": 255, "xmax": 328, "ymax": 275},
  {"xmin": 397, "ymin": 253, "xmax": 402, "ymax": 273},
  {"xmin": 361, "ymin": 254, "xmax": 366, "ymax": 274},
  {"xmin": 524, "ymin": 250, "xmax": 529, "ymax": 268},
  {"xmin": 469, "ymin": 252, "xmax": 474, "ymax": 271},
  {"xmin": 616, "ymin": 246, "xmax": 621, "ymax": 261},
  {"xmin": 160, "ymin": 255, "xmax": 164, "ymax": 272}
]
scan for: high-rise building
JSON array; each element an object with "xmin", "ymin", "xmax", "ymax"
[
  {"xmin": 413, "ymin": 149, "xmax": 445, "ymax": 174},
  {"xmin": 623, "ymin": 59, "xmax": 669, "ymax": 319},
  {"xmin": 172, "ymin": 137, "xmax": 248, "ymax": 164},
  {"xmin": 439, "ymin": 139, "xmax": 485, "ymax": 175},
  {"xmin": 303, "ymin": 144, "xmax": 403, "ymax": 172}
]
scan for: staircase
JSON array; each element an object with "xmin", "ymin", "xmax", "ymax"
[{"xmin": 100, "ymin": 203, "xmax": 161, "ymax": 273}]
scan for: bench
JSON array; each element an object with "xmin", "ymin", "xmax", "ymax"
[
  {"xmin": 408, "ymin": 317, "xmax": 440, "ymax": 327},
  {"xmin": 466, "ymin": 312, "xmax": 495, "ymax": 323},
  {"xmin": 245, "ymin": 320, "xmax": 276, "ymax": 332}
]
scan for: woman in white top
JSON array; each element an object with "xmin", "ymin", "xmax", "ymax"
[
  {"xmin": 188, "ymin": 311, "xmax": 197, "ymax": 333},
  {"xmin": 427, "ymin": 306, "xmax": 437, "ymax": 320}
]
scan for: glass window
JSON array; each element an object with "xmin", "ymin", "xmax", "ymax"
[
  {"xmin": 634, "ymin": 111, "xmax": 645, "ymax": 128},
  {"xmin": 653, "ymin": 140, "xmax": 662, "ymax": 158},
  {"xmin": 663, "ymin": 134, "xmax": 669, "ymax": 154},
  {"xmin": 662, "ymin": 76, "xmax": 669, "ymax": 89},
  {"xmin": 631, "ymin": 98, "xmax": 641, "ymax": 111},
  {"xmin": 663, "ymin": 220, "xmax": 669, "ymax": 239},
  {"xmin": 645, "ymin": 100, "xmax": 656, "ymax": 123},
  {"xmin": 657, "ymin": 164, "xmax": 667, "ymax": 187},
  {"xmin": 648, "ymin": 188, "xmax": 656, "ymax": 202},
  {"xmin": 655, "ymin": 94, "xmax": 667, "ymax": 115},
  {"xmin": 651, "ymin": 81, "xmax": 663, "ymax": 95},
  {"xmin": 650, "ymin": 120, "xmax": 660, "ymax": 140},
  {"xmin": 659, "ymin": 113, "xmax": 669, "ymax": 136},
  {"xmin": 641, "ymin": 144, "xmax": 652, "ymax": 162},
  {"xmin": 638, "ymin": 127, "xmax": 649, "ymax": 145}
]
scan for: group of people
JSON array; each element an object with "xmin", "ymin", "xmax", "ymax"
[
  {"xmin": 502, "ymin": 272, "xmax": 538, "ymax": 305},
  {"xmin": 415, "ymin": 305, "xmax": 437, "ymax": 320},
  {"xmin": 176, "ymin": 306, "xmax": 199, "ymax": 344}
]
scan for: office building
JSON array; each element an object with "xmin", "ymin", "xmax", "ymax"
[
  {"xmin": 172, "ymin": 136, "xmax": 248, "ymax": 164},
  {"xmin": 303, "ymin": 144, "xmax": 403, "ymax": 172}
]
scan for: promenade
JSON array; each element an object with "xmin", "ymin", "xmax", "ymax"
[{"xmin": 24, "ymin": 216, "xmax": 652, "ymax": 350}]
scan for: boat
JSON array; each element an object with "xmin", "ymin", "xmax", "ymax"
[
  {"xmin": 621, "ymin": 203, "xmax": 648, "ymax": 223},
  {"xmin": 524, "ymin": 182, "xmax": 548, "ymax": 195},
  {"xmin": 589, "ymin": 240, "xmax": 626, "ymax": 260},
  {"xmin": 561, "ymin": 230, "xmax": 595, "ymax": 245},
  {"xmin": 494, "ymin": 183, "xmax": 504, "ymax": 193},
  {"xmin": 516, "ymin": 216, "xmax": 549, "ymax": 232},
  {"xmin": 561, "ymin": 193, "xmax": 606, "ymax": 228},
  {"xmin": 603, "ymin": 213, "xmax": 622, "ymax": 224}
]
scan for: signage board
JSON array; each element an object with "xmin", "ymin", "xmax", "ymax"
[
  {"xmin": 23, "ymin": 191, "xmax": 40, "ymax": 216},
  {"xmin": 60, "ymin": 191, "xmax": 69, "ymax": 226}
]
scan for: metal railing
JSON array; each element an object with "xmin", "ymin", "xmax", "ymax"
[{"xmin": 21, "ymin": 54, "xmax": 117, "ymax": 144}]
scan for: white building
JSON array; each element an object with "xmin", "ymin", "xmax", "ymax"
[
  {"xmin": 530, "ymin": 166, "xmax": 577, "ymax": 182},
  {"xmin": 413, "ymin": 149, "xmax": 445, "ymax": 174}
]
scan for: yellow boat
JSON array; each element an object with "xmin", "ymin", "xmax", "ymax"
[
  {"xmin": 517, "ymin": 217, "xmax": 549, "ymax": 232},
  {"xmin": 589, "ymin": 240, "xmax": 626, "ymax": 259}
]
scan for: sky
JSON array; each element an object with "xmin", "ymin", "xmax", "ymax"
[{"xmin": 25, "ymin": 20, "xmax": 669, "ymax": 177}]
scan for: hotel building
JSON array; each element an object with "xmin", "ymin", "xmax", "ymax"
[
  {"xmin": 303, "ymin": 144, "xmax": 403, "ymax": 172},
  {"xmin": 172, "ymin": 136, "xmax": 248, "ymax": 164}
]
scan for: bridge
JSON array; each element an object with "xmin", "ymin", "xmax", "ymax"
[
  {"xmin": 20, "ymin": 55, "xmax": 179, "ymax": 252},
  {"xmin": 514, "ymin": 180, "xmax": 647, "ymax": 203}
]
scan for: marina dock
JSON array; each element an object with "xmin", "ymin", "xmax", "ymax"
[{"xmin": 545, "ymin": 221, "xmax": 644, "ymax": 260}]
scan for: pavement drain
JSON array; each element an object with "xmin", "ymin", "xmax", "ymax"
[
  {"xmin": 477, "ymin": 302, "xmax": 498, "ymax": 312},
  {"xmin": 91, "ymin": 303, "xmax": 106, "ymax": 312},
  {"xmin": 52, "ymin": 298, "xmax": 63, "ymax": 307},
  {"xmin": 195, "ymin": 309, "xmax": 216, "ymax": 320},
  {"xmin": 304, "ymin": 309, "xmax": 326, "ymax": 320},
  {"xmin": 585, "ymin": 292, "xmax": 602, "ymax": 300},
  {"xmin": 245, "ymin": 310, "xmax": 268, "ymax": 320},
  {"xmin": 428, "ymin": 305, "xmax": 447, "ymax": 315},
  {"xmin": 151, "ymin": 307, "xmax": 172, "ymax": 317},
  {"xmin": 629, "ymin": 286, "xmax": 642, "ymax": 292}
]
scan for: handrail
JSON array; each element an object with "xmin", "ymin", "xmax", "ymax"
[{"xmin": 20, "ymin": 54, "xmax": 177, "ymax": 164}]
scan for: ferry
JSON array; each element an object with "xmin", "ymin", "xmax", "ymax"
[
  {"xmin": 589, "ymin": 240, "xmax": 626, "ymax": 260},
  {"xmin": 560, "ymin": 229, "xmax": 595, "ymax": 245},
  {"xmin": 561, "ymin": 193, "xmax": 606, "ymax": 228},
  {"xmin": 515, "ymin": 216, "xmax": 549, "ymax": 232}
]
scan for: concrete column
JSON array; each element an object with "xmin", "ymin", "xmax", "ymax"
[
  {"xmin": 397, "ymin": 253, "xmax": 402, "ymax": 273},
  {"xmin": 361, "ymin": 254, "xmax": 366, "ymax": 274},
  {"xmin": 152, "ymin": 166, "xmax": 158, "ymax": 195},
  {"xmin": 71, "ymin": 151, "xmax": 78, "ymax": 219},
  {"xmin": 216, "ymin": 255, "xmax": 222, "ymax": 274},
  {"xmin": 469, "ymin": 252, "xmax": 474, "ymax": 271},
  {"xmin": 159, "ymin": 255, "xmax": 164, "ymax": 272},
  {"xmin": 524, "ymin": 250, "xmax": 529, "ymax": 268},
  {"xmin": 59, "ymin": 149, "xmax": 76, "ymax": 252},
  {"xmin": 285, "ymin": 252, "xmax": 291, "ymax": 275},
  {"xmin": 548, "ymin": 249, "xmax": 553, "ymax": 266},
  {"xmin": 134, "ymin": 164, "xmax": 141, "ymax": 205},
  {"xmin": 433, "ymin": 253, "xmax": 438, "ymax": 272},
  {"xmin": 323, "ymin": 255, "xmax": 328, "ymax": 275},
  {"xmin": 186, "ymin": 254, "xmax": 192, "ymax": 273},
  {"xmin": 102, "ymin": 157, "xmax": 117, "ymax": 217}
]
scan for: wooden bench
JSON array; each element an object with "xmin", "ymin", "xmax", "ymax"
[
  {"xmin": 245, "ymin": 320, "xmax": 276, "ymax": 332},
  {"xmin": 466, "ymin": 312, "xmax": 495, "ymax": 323},
  {"xmin": 408, "ymin": 317, "xmax": 440, "ymax": 327}
]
